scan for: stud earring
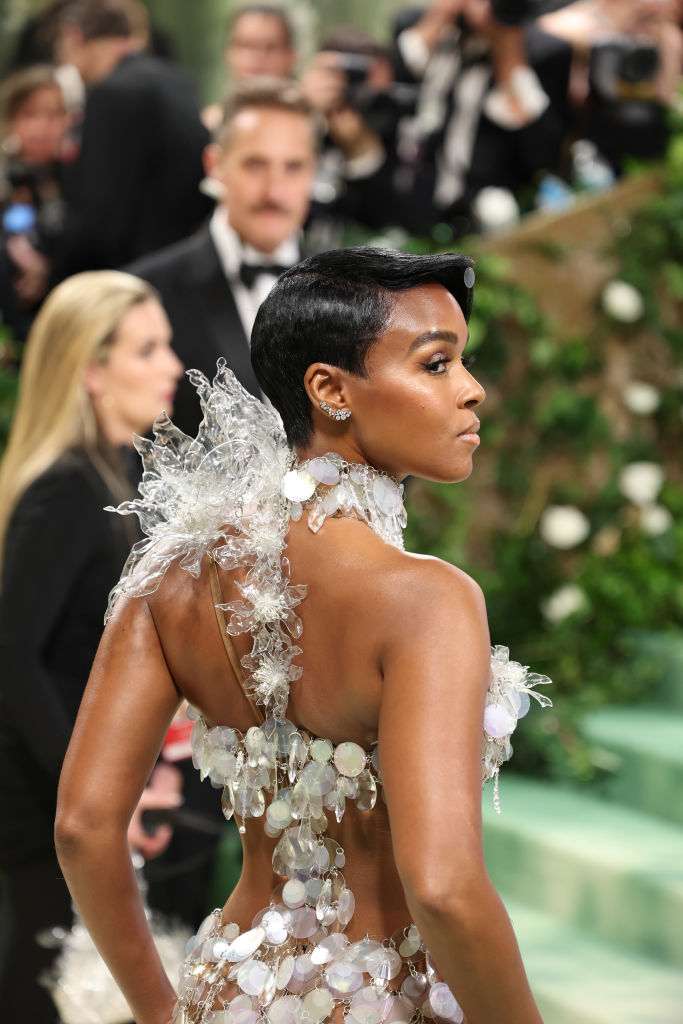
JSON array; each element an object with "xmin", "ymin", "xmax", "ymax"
[{"xmin": 320, "ymin": 400, "xmax": 351, "ymax": 421}]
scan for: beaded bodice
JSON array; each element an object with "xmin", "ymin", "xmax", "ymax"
[{"xmin": 106, "ymin": 364, "xmax": 551, "ymax": 1024}]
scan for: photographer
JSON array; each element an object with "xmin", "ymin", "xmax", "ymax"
[
  {"xmin": 0, "ymin": 65, "xmax": 71, "ymax": 340},
  {"xmin": 391, "ymin": 0, "xmax": 572, "ymax": 234},
  {"xmin": 541, "ymin": 0, "xmax": 683, "ymax": 172},
  {"xmin": 300, "ymin": 27, "xmax": 415, "ymax": 236}
]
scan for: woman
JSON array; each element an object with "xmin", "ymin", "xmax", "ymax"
[
  {"xmin": 0, "ymin": 270, "xmax": 183, "ymax": 1020},
  {"xmin": 55, "ymin": 249, "xmax": 551, "ymax": 1024},
  {"xmin": 0, "ymin": 64, "xmax": 71, "ymax": 338}
]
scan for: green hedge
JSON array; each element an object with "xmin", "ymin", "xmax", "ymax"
[{"xmin": 400, "ymin": 158, "xmax": 683, "ymax": 781}]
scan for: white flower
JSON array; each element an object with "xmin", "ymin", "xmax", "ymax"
[
  {"xmin": 640, "ymin": 504, "xmax": 673, "ymax": 535},
  {"xmin": 541, "ymin": 583, "xmax": 588, "ymax": 623},
  {"xmin": 472, "ymin": 187, "xmax": 520, "ymax": 231},
  {"xmin": 601, "ymin": 280, "xmax": 644, "ymax": 322},
  {"xmin": 539, "ymin": 505, "xmax": 591, "ymax": 549},
  {"xmin": 623, "ymin": 381, "xmax": 661, "ymax": 415},
  {"xmin": 618, "ymin": 462, "xmax": 665, "ymax": 506}
]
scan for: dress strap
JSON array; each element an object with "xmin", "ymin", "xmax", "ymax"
[{"xmin": 207, "ymin": 551, "xmax": 265, "ymax": 726}]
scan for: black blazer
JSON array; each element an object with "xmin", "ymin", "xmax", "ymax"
[
  {"xmin": 58, "ymin": 52, "xmax": 212, "ymax": 276},
  {"xmin": 0, "ymin": 450, "xmax": 136, "ymax": 867},
  {"xmin": 127, "ymin": 227, "xmax": 263, "ymax": 437}
]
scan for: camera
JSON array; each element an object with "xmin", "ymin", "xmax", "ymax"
[
  {"xmin": 331, "ymin": 52, "xmax": 373, "ymax": 109},
  {"xmin": 489, "ymin": 0, "xmax": 547, "ymax": 27},
  {"xmin": 589, "ymin": 37, "xmax": 660, "ymax": 102},
  {"xmin": 2, "ymin": 158, "xmax": 66, "ymax": 249}
]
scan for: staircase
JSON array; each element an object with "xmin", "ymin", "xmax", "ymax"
[{"xmin": 482, "ymin": 701, "xmax": 683, "ymax": 1024}]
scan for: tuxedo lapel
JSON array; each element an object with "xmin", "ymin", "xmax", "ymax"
[{"xmin": 186, "ymin": 232, "xmax": 262, "ymax": 399}]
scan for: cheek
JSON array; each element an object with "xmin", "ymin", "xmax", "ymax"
[
  {"xmin": 291, "ymin": 181, "xmax": 312, "ymax": 213},
  {"xmin": 228, "ymin": 175, "xmax": 260, "ymax": 212},
  {"xmin": 354, "ymin": 377, "xmax": 426, "ymax": 437},
  {"xmin": 107, "ymin": 358, "xmax": 150, "ymax": 400}
]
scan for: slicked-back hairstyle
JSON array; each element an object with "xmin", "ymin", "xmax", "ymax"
[
  {"xmin": 251, "ymin": 247, "xmax": 474, "ymax": 447},
  {"xmin": 214, "ymin": 76, "xmax": 319, "ymax": 150},
  {"xmin": 228, "ymin": 5, "xmax": 294, "ymax": 50},
  {"xmin": 39, "ymin": 0, "xmax": 134, "ymax": 43}
]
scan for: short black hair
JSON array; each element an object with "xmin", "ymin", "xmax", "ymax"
[
  {"xmin": 228, "ymin": 5, "xmax": 294, "ymax": 50},
  {"xmin": 251, "ymin": 247, "xmax": 474, "ymax": 447}
]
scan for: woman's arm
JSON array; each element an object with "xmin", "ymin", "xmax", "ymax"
[
  {"xmin": 55, "ymin": 595, "xmax": 182, "ymax": 1024},
  {"xmin": 378, "ymin": 559, "xmax": 543, "ymax": 1024},
  {"xmin": 0, "ymin": 465, "xmax": 103, "ymax": 779}
]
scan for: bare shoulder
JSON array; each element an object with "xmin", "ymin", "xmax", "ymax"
[
  {"xmin": 144, "ymin": 554, "xmax": 210, "ymax": 634},
  {"xmin": 293, "ymin": 515, "xmax": 487, "ymax": 631},
  {"xmin": 374, "ymin": 546, "xmax": 487, "ymax": 630}
]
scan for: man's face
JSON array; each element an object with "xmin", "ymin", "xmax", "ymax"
[
  {"xmin": 226, "ymin": 13, "xmax": 295, "ymax": 79},
  {"xmin": 211, "ymin": 107, "xmax": 315, "ymax": 254}
]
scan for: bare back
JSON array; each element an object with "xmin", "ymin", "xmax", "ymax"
[{"xmin": 150, "ymin": 513, "xmax": 434, "ymax": 944}]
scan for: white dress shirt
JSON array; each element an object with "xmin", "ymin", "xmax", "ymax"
[{"xmin": 208, "ymin": 208, "xmax": 300, "ymax": 340}]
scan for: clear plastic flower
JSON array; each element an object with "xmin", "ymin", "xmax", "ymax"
[{"xmin": 483, "ymin": 647, "xmax": 552, "ymax": 795}]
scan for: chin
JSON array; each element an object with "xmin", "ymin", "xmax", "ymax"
[{"xmin": 423, "ymin": 460, "xmax": 475, "ymax": 485}]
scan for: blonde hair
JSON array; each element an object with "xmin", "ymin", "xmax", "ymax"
[{"xmin": 0, "ymin": 270, "xmax": 157, "ymax": 571}]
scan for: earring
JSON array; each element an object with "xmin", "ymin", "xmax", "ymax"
[{"xmin": 320, "ymin": 400, "xmax": 351, "ymax": 421}]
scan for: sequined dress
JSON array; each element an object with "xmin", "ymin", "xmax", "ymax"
[{"xmin": 106, "ymin": 364, "xmax": 552, "ymax": 1024}]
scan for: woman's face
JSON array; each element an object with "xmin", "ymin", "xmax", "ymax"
[
  {"xmin": 342, "ymin": 283, "xmax": 485, "ymax": 483},
  {"xmin": 10, "ymin": 85, "xmax": 69, "ymax": 165},
  {"xmin": 87, "ymin": 298, "xmax": 184, "ymax": 444}
]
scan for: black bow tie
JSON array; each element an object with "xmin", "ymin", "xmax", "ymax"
[{"xmin": 238, "ymin": 262, "xmax": 290, "ymax": 289}]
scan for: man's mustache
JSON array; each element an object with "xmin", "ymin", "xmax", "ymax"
[{"xmin": 249, "ymin": 202, "xmax": 292, "ymax": 215}]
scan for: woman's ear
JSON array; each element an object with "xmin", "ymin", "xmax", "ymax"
[
  {"xmin": 83, "ymin": 360, "xmax": 106, "ymax": 400},
  {"xmin": 304, "ymin": 363, "xmax": 351, "ymax": 421}
]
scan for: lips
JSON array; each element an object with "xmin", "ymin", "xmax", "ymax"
[
  {"xmin": 458, "ymin": 418, "xmax": 480, "ymax": 437},
  {"xmin": 457, "ymin": 417, "xmax": 480, "ymax": 445}
]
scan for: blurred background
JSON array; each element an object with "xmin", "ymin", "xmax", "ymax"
[{"xmin": 0, "ymin": 2, "xmax": 682, "ymax": 1022}]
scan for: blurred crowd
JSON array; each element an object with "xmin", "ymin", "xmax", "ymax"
[
  {"xmin": 1, "ymin": 0, "xmax": 682, "ymax": 346},
  {"xmin": 0, "ymin": 2, "xmax": 682, "ymax": 1019}
]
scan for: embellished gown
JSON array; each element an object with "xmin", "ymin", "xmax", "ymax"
[{"xmin": 104, "ymin": 364, "xmax": 551, "ymax": 1024}]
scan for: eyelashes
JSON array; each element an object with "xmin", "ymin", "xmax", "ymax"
[
  {"xmin": 423, "ymin": 357, "xmax": 450, "ymax": 374},
  {"xmin": 422, "ymin": 353, "xmax": 476, "ymax": 374}
]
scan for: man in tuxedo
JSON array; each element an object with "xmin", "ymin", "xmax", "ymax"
[
  {"xmin": 44, "ymin": 0, "xmax": 211, "ymax": 274},
  {"xmin": 128, "ymin": 77, "xmax": 317, "ymax": 436}
]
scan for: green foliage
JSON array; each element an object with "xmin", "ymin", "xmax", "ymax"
[{"xmin": 398, "ymin": 154, "xmax": 683, "ymax": 782}]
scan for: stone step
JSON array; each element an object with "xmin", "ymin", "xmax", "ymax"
[
  {"xmin": 502, "ymin": 899, "xmax": 683, "ymax": 1024},
  {"xmin": 628, "ymin": 630, "xmax": 683, "ymax": 709},
  {"xmin": 582, "ymin": 705, "xmax": 683, "ymax": 826},
  {"xmin": 482, "ymin": 775, "xmax": 683, "ymax": 968}
]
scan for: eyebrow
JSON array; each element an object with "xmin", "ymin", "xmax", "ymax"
[{"xmin": 407, "ymin": 329, "xmax": 463, "ymax": 354}]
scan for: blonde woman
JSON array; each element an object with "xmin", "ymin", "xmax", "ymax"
[{"xmin": 0, "ymin": 270, "xmax": 183, "ymax": 1021}]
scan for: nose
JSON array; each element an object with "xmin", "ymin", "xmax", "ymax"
[
  {"xmin": 464, "ymin": 370, "xmax": 485, "ymax": 409},
  {"xmin": 167, "ymin": 347, "xmax": 184, "ymax": 381},
  {"xmin": 264, "ymin": 168, "xmax": 289, "ymax": 205}
]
